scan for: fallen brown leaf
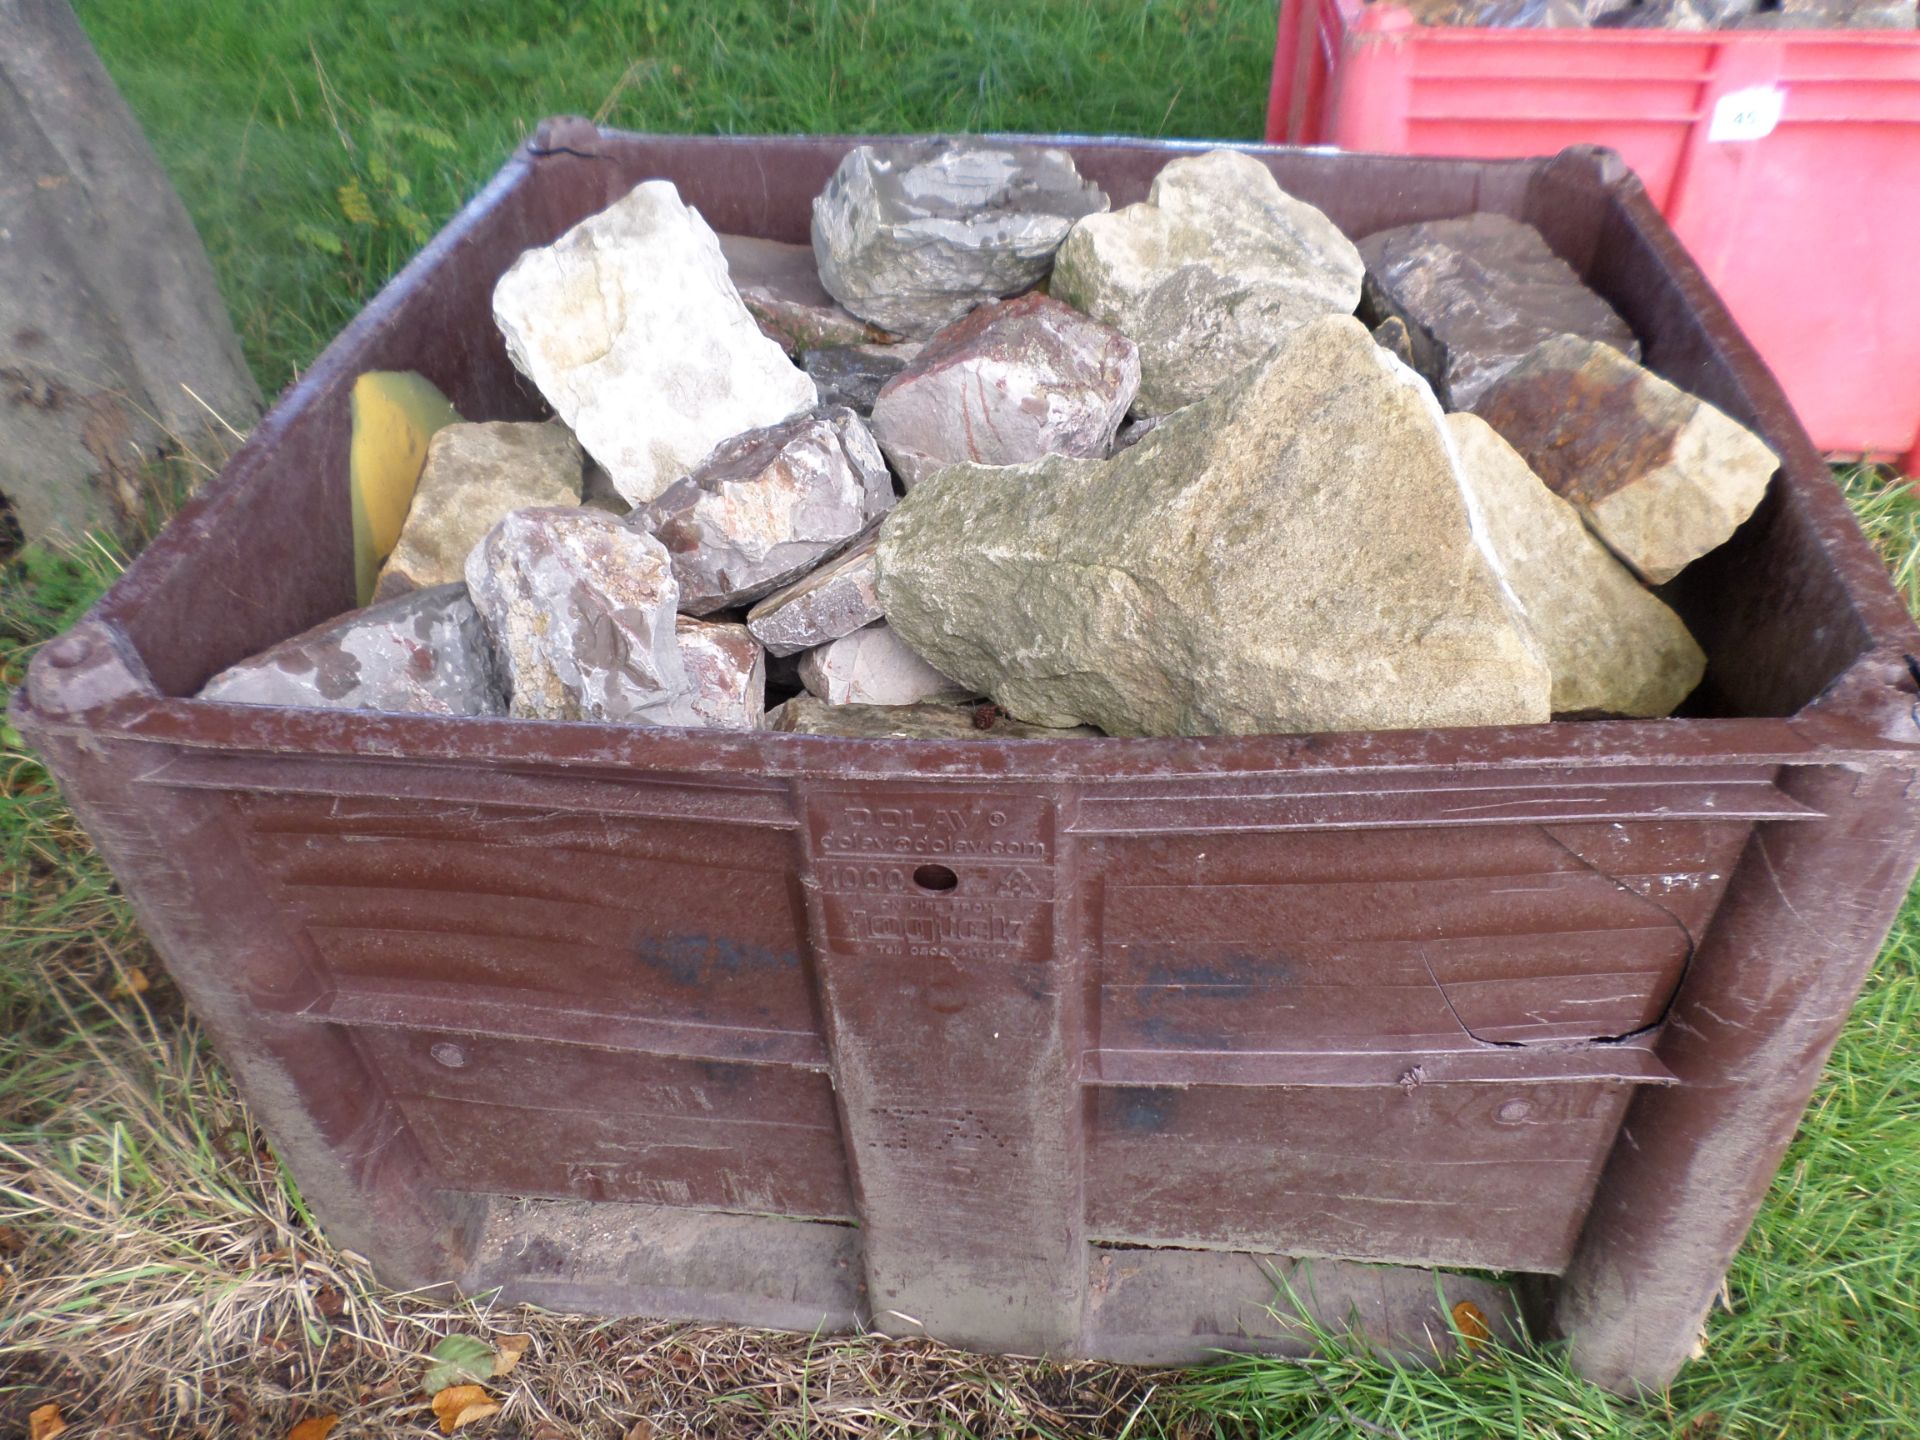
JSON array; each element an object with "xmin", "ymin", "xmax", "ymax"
[
  {"xmin": 431, "ymin": 1384, "xmax": 499, "ymax": 1434},
  {"xmin": 529, "ymin": 1423, "xmax": 571, "ymax": 1440},
  {"xmin": 1451, "ymin": 1299, "xmax": 1492, "ymax": 1353},
  {"xmin": 29, "ymin": 1403, "xmax": 68, "ymax": 1440},
  {"xmin": 312, "ymin": 1284, "xmax": 346, "ymax": 1319},
  {"xmin": 111, "ymin": 965, "xmax": 151, "ymax": 997},
  {"xmin": 288, "ymin": 1416, "xmax": 340, "ymax": 1440},
  {"xmin": 623, "ymin": 1422, "xmax": 656, "ymax": 1440},
  {"xmin": 492, "ymin": 1333, "xmax": 531, "ymax": 1377}
]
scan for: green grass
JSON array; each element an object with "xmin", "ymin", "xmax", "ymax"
[
  {"xmin": 5, "ymin": 4, "xmax": 1920, "ymax": 1435},
  {"xmin": 72, "ymin": 0, "xmax": 1278, "ymax": 397}
]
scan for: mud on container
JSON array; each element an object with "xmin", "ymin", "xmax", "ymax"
[{"xmin": 19, "ymin": 129, "xmax": 1920, "ymax": 1396}]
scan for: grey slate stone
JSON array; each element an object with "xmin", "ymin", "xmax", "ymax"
[
  {"xmin": 869, "ymin": 293, "xmax": 1140, "ymax": 488},
  {"xmin": 199, "ymin": 583, "xmax": 506, "ymax": 717},
  {"xmin": 632, "ymin": 408, "xmax": 895, "ymax": 615},
  {"xmin": 464, "ymin": 505, "xmax": 695, "ymax": 725},
  {"xmin": 1359, "ymin": 213, "xmax": 1640, "ymax": 409},
  {"xmin": 811, "ymin": 137, "xmax": 1109, "ymax": 338}
]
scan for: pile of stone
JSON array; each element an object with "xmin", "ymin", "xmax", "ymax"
[
  {"xmin": 1405, "ymin": 0, "xmax": 1913, "ymax": 28},
  {"xmin": 202, "ymin": 137, "xmax": 1781, "ymax": 742}
]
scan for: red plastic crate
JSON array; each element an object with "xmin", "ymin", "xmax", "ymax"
[{"xmin": 1268, "ymin": 0, "xmax": 1920, "ymax": 471}]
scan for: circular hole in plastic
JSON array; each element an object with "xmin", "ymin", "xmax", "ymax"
[
  {"xmin": 913, "ymin": 863, "xmax": 959, "ymax": 893},
  {"xmin": 430, "ymin": 1042, "xmax": 467, "ymax": 1069}
]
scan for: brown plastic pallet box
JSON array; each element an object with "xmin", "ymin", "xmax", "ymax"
[{"xmin": 19, "ymin": 125, "xmax": 1920, "ymax": 1396}]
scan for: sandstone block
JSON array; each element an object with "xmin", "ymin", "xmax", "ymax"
[
  {"xmin": 374, "ymin": 421, "xmax": 583, "ymax": 601},
  {"xmin": 1449, "ymin": 413, "xmax": 1705, "ymax": 716},
  {"xmin": 1049, "ymin": 149, "xmax": 1364, "ymax": 415},
  {"xmin": 875, "ymin": 315, "xmax": 1550, "ymax": 737},
  {"xmin": 1472, "ymin": 335, "xmax": 1777, "ymax": 584}
]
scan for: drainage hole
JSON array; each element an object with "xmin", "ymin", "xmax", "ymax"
[{"xmin": 913, "ymin": 863, "xmax": 959, "ymax": 893}]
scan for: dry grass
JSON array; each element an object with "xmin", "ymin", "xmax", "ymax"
[{"xmin": 0, "ymin": 905, "xmax": 1166, "ymax": 1440}]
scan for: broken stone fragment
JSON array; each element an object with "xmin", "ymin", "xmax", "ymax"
[
  {"xmin": 875, "ymin": 315, "xmax": 1550, "ymax": 737},
  {"xmin": 1448, "ymin": 413, "xmax": 1705, "ymax": 716},
  {"xmin": 800, "ymin": 342, "xmax": 923, "ymax": 416},
  {"xmin": 373, "ymin": 421, "xmax": 583, "ymax": 601},
  {"xmin": 797, "ymin": 622, "xmax": 973, "ymax": 707},
  {"xmin": 199, "ymin": 583, "xmax": 506, "ymax": 717},
  {"xmin": 717, "ymin": 232, "xmax": 895, "ymax": 353},
  {"xmin": 1358, "ymin": 213, "xmax": 1640, "ymax": 409},
  {"xmin": 676, "ymin": 617, "xmax": 766, "ymax": 730},
  {"xmin": 631, "ymin": 408, "xmax": 894, "ymax": 616},
  {"xmin": 811, "ymin": 137, "xmax": 1109, "ymax": 338},
  {"xmin": 492, "ymin": 179, "xmax": 817, "ymax": 506},
  {"xmin": 464, "ymin": 506, "xmax": 696, "ymax": 725},
  {"xmin": 746, "ymin": 527, "xmax": 884, "ymax": 657},
  {"xmin": 869, "ymin": 293, "xmax": 1141, "ymax": 488},
  {"xmin": 1050, "ymin": 148, "xmax": 1365, "ymax": 415},
  {"xmin": 1472, "ymin": 335, "xmax": 1778, "ymax": 585},
  {"xmin": 769, "ymin": 696, "xmax": 1099, "ymax": 739}
]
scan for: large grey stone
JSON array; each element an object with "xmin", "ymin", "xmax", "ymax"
[
  {"xmin": 869, "ymin": 293, "xmax": 1140, "ymax": 488},
  {"xmin": 198, "ymin": 584, "xmax": 505, "ymax": 717},
  {"xmin": 374, "ymin": 422, "xmax": 583, "ymax": 601},
  {"xmin": 798, "ymin": 622, "xmax": 973, "ymax": 707},
  {"xmin": 492, "ymin": 179, "xmax": 816, "ymax": 505},
  {"xmin": 875, "ymin": 315, "xmax": 1550, "ymax": 737},
  {"xmin": 1358, "ymin": 213, "xmax": 1639, "ymax": 409},
  {"xmin": 800, "ymin": 342, "xmax": 923, "ymax": 416},
  {"xmin": 632, "ymin": 408, "xmax": 894, "ymax": 615},
  {"xmin": 746, "ymin": 526, "xmax": 884, "ymax": 657},
  {"xmin": 769, "ymin": 696, "xmax": 1099, "ymax": 740},
  {"xmin": 464, "ymin": 506, "xmax": 695, "ymax": 725},
  {"xmin": 1449, "ymin": 413, "xmax": 1705, "ymax": 717},
  {"xmin": 1472, "ymin": 335, "xmax": 1777, "ymax": 584},
  {"xmin": 1049, "ymin": 149, "xmax": 1365, "ymax": 415},
  {"xmin": 717, "ymin": 233, "xmax": 895, "ymax": 353},
  {"xmin": 676, "ymin": 617, "xmax": 766, "ymax": 730},
  {"xmin": 811, "ymin": 137, "xmax": 1109, "ymax": 338}
]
